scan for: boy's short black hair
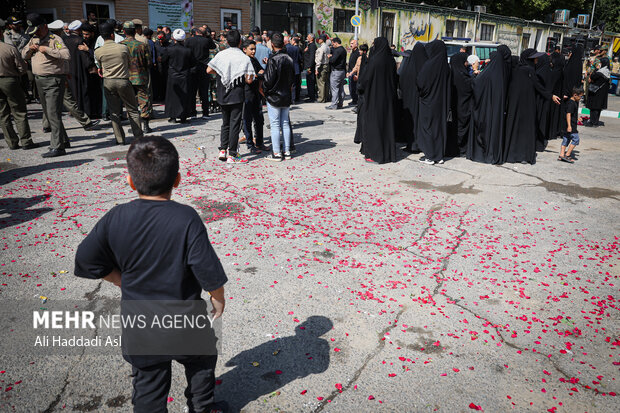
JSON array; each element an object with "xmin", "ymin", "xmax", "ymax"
[
  {"xmin": 572, "ymin": 86, "xmax": 584, "ymax": 96},
  {"xmin": 241, "ymin": 39, "xmax": 256, "ymax": 49},
  {"xmin": 226, "ymin": 29, "xmax": 241, "ymax": 47},
  {"xmin": 127, "ymin": 136, "xmax": 179, "ymax": 196},
  {"xmin": 332, "ymin": 37, "xmax": 341, "ymax": 45},
  {"xmin": 272, "ymin": 32, "xmax": 284, "ymax": 48},
  {"xmin": 360, "ymin": 44, "xmax": 369, "ymax": 52},
  {"xmin": 99, "ymin": 23, "xmax": 114, "ymax": 38}
]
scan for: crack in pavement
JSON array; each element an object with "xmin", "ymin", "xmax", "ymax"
[{"xmin": 312, "ymin": 306, "xmax": 408, "ymax": 412}]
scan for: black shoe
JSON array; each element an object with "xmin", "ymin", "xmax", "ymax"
[
  {"xmin": 179, "ymin": 118, "xmax": 189, "ymax": 124},
  {"xmin": 142, "ymin": 120, "xmax": 153, "ymax": 133},
  {"xmin": 168, "ymin": 118, "xmax": 176, "ymax": 123},
  {"xmin": 8, "ymin": 144, "xmax": 19, "ymax": 150},
  {"xmin": 64, "ymin": 141, "xmax": 71, "ymax": 148},
  {"xmin": 337, "ymin": 104, "xmax": 343, "ymax": 109},
  {"xmin": 352, "ymin": 107, "xmax": 358, "ymax": 114},
  {"xmin": 116, "ymin": 140, "xmax": 127, "ymax": 146},
  {"xmin": 202, "ymin": 113, "xmax": 210, "ymax": 118},
  {"xmin": 42, "ymin": 127, "xmax": 51, "ymax": 133},
  {"xmin": 83, "ymin": 119, "xmax": 101, "ymax": 131},
  {"xmin": 42, "ymin": 148, "xmax": 66, "ymax": 158},
  {"xmin": 22, "ymin": 142, "xmax": 40, "ymax": 150}
]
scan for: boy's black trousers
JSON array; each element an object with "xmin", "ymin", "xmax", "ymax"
[{"xmin": 131, "ymin": 355, "xmax": 217, "ymax": 413}]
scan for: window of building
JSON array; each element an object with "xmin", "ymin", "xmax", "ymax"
[
  {"xmin": 445, "ymin": 19, "xmax": 467, "ymax": 38},
  {"xmin": 334, "ymin": 9, "xmax": 355, "ymax": 33},
  {"xmin": 521, "ymin": 33, "xmax": 531, "ymax": 50},
  {"xmin": 221, "ymin": 9, "xmax": 241, "ymax": 31},
  {"xmin": 83, "ymin": 1, "xmax": 115, "ymax": 26},
  {"xmin": 382, "ymin": 12, "xmax": 395, "ymax": 45},
  {"xmin": 480, "ymin": 23, "xmax": 494, "ymax": 41},
  {"xmin": 261, "ymin": 1, "xmax": 313, "ymax": 37}
]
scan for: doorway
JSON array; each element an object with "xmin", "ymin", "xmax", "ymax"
[{"xmin": 382, "ymin": 12, "xmax": 395, "ymax": 45}]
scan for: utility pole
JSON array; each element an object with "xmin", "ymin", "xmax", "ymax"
[
  {"xmin": 589, "ymin": 0, "xmax": 596, "ymax": 30},
  {"xmin": 354, "ymin": 0, "xmax": 360, "ymax": 40}
]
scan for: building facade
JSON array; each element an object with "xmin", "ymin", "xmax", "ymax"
[
  {"xmin": 25, "ymin": 0, "xmax": 251, "ymax": 33},
  {"xmin": 255, "ymin": 0, "xmax": 570, "ymax": 54}
]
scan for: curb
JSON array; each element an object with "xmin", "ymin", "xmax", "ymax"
[{"xmin": 579, "ymin": 108, "xmax": 620, "ymax": 119}]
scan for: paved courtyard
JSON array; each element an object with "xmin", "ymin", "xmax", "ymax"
[{"xmin": 1, "ymin": 100, "xmax": 619, "ymax": 412}]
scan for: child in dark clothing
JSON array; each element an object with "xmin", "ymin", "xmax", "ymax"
[
  {"xmin": 559, "ymin": 87, "xmax": 584, "ymax": 163},
  {"xmin": 74, "ymin": 136, "xmax": 227, "ymax": 413},
  {"xmin": 241, "ymin": 39, "xmax": 266, "ymax": 153}
]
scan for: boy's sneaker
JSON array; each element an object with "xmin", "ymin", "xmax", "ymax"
[
  {"xmin": 419, "ymin": 156, "xmax": 435, "ymax": 165},
  {"xmin": 218, "ymin": 150, "xmax": 227, "ymax": 161},
  {"xmin": 284, "ymin": 151, "xmax": 292, "ymax": 160},
  {"xmin": 436, "ymin": 159, "xmax": 444, "ymax": 164},
  {"xmin": 267, "ymin": 153, "xmax": 282, "ymax": 162},
  {"xmin": 227, "ymin": 153, "xmax": 248, "ymax": 164}
]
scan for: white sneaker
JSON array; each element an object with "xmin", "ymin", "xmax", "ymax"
[
  {"xmin": 284, "ymin": 151, "xmax": 292, "ymax": 160},
  {"xmin": 218, "ymin": 149, "xmax": 227, "ymax": 161},
  {"xmin": 419, "ymin": 156, "xmax": 434, "ymax": 165},
  {"xmin": 267, "ymin": 153, "xmax": 282, "ymax": 162},
  {"xmin": 437, "ymin": 159, "xmax": 444, "ymax": 164}
]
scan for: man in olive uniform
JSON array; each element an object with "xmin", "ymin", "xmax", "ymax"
[
  {"xmin": 95, "ymin": 23, "xmax": 143, "ymax": 144},
  {"xmin": 121, "ymin": 21, "xmax": 152, "ymax": 132},
  {"xmin": 132, "ymin": 19, "xmax": 148, "ymax": 44},
  {"xmin": 0, "ymin": 37, "xmax": 37, "ymax": 150},
  {"xmin": 22, "ymin": 13, "xmax": 71, "ymax": 158},
  {"xmin": 4, "ymin": 16, "xmax": 29, "ymax": 51}
]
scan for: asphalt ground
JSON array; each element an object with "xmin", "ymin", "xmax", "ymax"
[{"xmin": 0, "ymin": 99, "xmax": 618, "ymax": 413}]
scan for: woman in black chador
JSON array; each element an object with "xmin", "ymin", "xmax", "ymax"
[
  {"xmin": 416, "ymin": 40, "xmax": 450, "ymax": 165},
  {"xmin": 548, "ymin": 49, "xmax": 565, "ymax": 139},
  {"xmin": 535, "ymin": 53, "xmax": 554, "ymax": 151},
  {"xmin": 503, "ymin": 50, "xmax": 560, "ymax": 164},
  {"xmin": 585, "ymin": 57, "xmax": 611, "ymax": 127},
  {"xmin": 398, "ymin": 42, "xmax": 427, "ymax": 153},
  {"xmin": 467, "ymin": 45, "xmax": 512, "ymax": 164},
  {"xmin": 356, "ymin": 37, "xmax": 397, "ymax": 164},
  {"xmin": 449, "ymin": 52, "xmax": 473, "ymax": 157}
]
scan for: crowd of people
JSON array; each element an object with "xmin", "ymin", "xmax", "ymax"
[
  {"xmin": 0, "ymin": 13, "xmax": 614, "ymax": 165},
  {"xmin": 356, "ymin": 40, "xmax": 612, "ymax": 165}
]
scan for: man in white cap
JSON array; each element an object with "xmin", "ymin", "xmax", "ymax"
[
  {"xmin": 48, "ymin": 20, "xmax": 65, "ymax": 31},
  {"xmin": 162, "ymin": 29, "xmax": 193, "ymax": 123}
]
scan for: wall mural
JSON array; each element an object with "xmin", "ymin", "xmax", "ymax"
[
  {"xmin": 315, "ymin": 2, "xmax": 334, "ymax": 35},
  {"xmin": 400, "ymin": 19, "xmax": 437, "ymax": 49}
]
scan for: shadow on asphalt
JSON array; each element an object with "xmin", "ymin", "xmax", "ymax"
[
  {"xmin": 217, "ymin": 316, "xmax": 332, "ymax": 411},
  {"xmin": 0, "ymin": 194, "xmax": 53, "ymax": 230},
  {"xmin": 0, "ymin": 158, "xmax": 93, "ymax": 186}
]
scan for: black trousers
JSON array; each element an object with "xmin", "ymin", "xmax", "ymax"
[
  {"xmin": 191, "ymin": 67, "xmax": 210, "ymax": 116},
  {"xmin": 219, "ymin": 103, "xmax": 243, "ymax": 154},
  {"xmin": 293, "ymin": 74, "xmax": 301, "ymax": 102},
  {"xmin": 305, "ymin": 69, "xmax": 316, "ymax": 101},
  {"xmin": 131, "ymin": 355, "xmax": 217, "ymax": 413},
  {"xmin": 243, "ymin": 96, "xmax": 264, "ymax": 147},
  {"xmin": 590, "ymin": 109, "xmax": 601, "ymax": 125},
  {"xmin": 348, "ymin": 75, "xmax": 358, "ymax": 105}
]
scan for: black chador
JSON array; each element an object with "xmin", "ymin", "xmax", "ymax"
[
  {"xmin": 503, "ymin": 50, "xmax": 553, "ymax": 164},
  {"xmin": 356, "ymin": 37, "xmax": 397, "ymax": 164},
  {"xmin": 416, "ymin": 40, "xmax": 450, "ymax": 162},
  {"xmin": 467, "ymin": 45, "xmax": 512, "ymax": 164},
  {"xmin": 449, "ymin": 52, "xmax": 473, "ymax": 157},
  {"xmin": 398, "ymin": 42, "xmax": 427, "ymax": 152}
]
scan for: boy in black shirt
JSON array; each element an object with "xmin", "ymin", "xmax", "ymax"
[
  {"xmin": 74, "ymin": 136, "xmax": 227, "ymax": 413},
  {"xmin": 559, "ymin": 87, "xmax": 584, "ymax": 163}
]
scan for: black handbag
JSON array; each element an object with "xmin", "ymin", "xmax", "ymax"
[{"xmin": 588, "ymin": 83, "xmax": 602, "ymax": 94}]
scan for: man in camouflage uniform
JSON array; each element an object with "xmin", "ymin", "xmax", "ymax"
[{"xmin": 121, "ymin": 21, "xmax": 152, "ymax": 133}]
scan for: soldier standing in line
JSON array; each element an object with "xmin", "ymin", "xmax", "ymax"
[
  {"xmin": 121, "ymin": 21, "xmax": 152, "ymax": 133},
  {"xmin": 0, "ymin": 35, "xmax": 38, "ymax": 150},
  {"xmin": 95, "ymin": 23, "xmax": 143, "ymax": 145},
  {"xmin": 22, "ymin": 13, "xmax": 71, "ymax": 158},
  {"xmin": 133, "ymin": 19, "xmax": 148, "ymax": 44}
]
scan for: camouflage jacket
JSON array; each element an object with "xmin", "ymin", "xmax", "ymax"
[{"xmin": 120, "ymin": 37, "xmax": 150, "ymax": 85}]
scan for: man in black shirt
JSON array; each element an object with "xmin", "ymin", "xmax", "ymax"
[
  {"xmin": 74, "ymin": 136, "xmax": 228, "ymax": 412},
  {"xmin": 184, "ymin": 28, "xmax": 216, "ymax": 117},
  {"xmin": 347, "ymin": 39, "xmax": 360, "ymax": 106},
  {"xmin": 303, "ymin": 33, "xmax": 317, "ymax": 102},
  {"xmin": 285, "ymin": 36, "xmax": 302, "ymax": 103},
  {"xmin": 327, "ymin": 37, "xmax": 346, "ymax": 109}
]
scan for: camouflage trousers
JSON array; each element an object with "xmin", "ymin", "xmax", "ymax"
[{"xmin": 133, "ymin": 85, "xmax": 152, "ymax": 119}]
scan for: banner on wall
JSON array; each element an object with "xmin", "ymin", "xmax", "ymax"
[{"xmin": 148, "ymin": 0, "xmax": 194, "ymax": 30}]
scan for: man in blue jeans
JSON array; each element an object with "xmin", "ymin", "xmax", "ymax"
[{"xmin": 263, "ymin": 33, "xmax": 295, "ymax": 161}]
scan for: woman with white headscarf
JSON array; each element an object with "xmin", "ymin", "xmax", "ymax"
[{"xmin": 161, "ymin": 29, "xmax": 195, "ymax": 123}]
